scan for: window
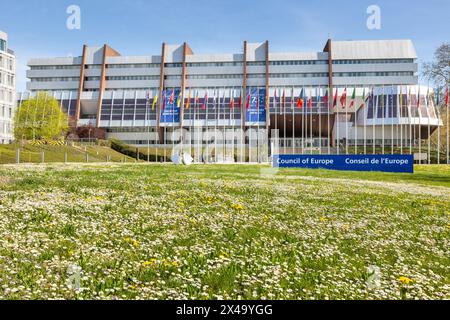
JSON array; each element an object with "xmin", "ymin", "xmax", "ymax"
[
  {"xmin": 106, "ymin": 63, "xmax": 160, "ymax": 69},
  {"xmin": 270, "ymin": 60, "xmax": 328, "ymax": 66},
  {"xmin": 106, "ymin": 75, "xmax": 159, "ymax": 81},
  {"xmin": 186, "ymin": 62, "xmax": 243, "ymax": 67},
  {"xmin": 165, "ymin": 63, "xmax": 182, "ymax": 68},
  {"xmin": 333, "ymin": 59, "xmax": 414, "ymax": 64},
  {"xmin": 0, "ymin": 39, "xmax": 6, "ymax": 52},
  {"xmin": 30, "ymin": 65, "xmax": 80, "ymax": 70}
]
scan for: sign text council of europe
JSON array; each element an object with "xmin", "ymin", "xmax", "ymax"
[{"xmin": 273, "ymin": 155, "xmax": 414, "ymax": 173}]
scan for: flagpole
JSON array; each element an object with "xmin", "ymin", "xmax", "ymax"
[
  {"xmin": 310, "ymin": 88, "xmax": 313, "ymax": 153},
  {"xmin": 327, "ymin": 87, "xmax": 330, "ymax": 155},
  {"xmin": 275, "ymin": 88, "xmax": 278, "ymax": 157},
  {"xmin": 336, "ymin": 88, "xmax": 340, "ymax": 155},
  {"xmin": 363, "ymin": 86, "xmax": 367, "ymax": 155},
  {"xmin": 418, "ymin": 86, "xmax": 422, "ymax": 164},
  {"xmin": 318, "ymin": 87, "xmax": 322, "ymax": 155},
  {"xmin": 291, "ymin": 87, "xmax": 294, "ymax": 155},
  {"xmin": 409, "ymin": 87, "xmax": 413, "ymax": 155},
  {"xmin": 301, "ymin": 88, "xmax": 304, "ymax": 154},
  {"xmin": 399, "ymin": 86, "xmax": 403, "ymax": 155},
  {"xmin": 447, "ymin": 83, "xmax": 449, "ymax": 164},
  {"xmin": 391, "ymin": 85, "xmax": 394, "ymax": 155},
  {"xmin": 373, "ymin": 88, "xmax": 376, "ymax": 154},
  {"xmin": 354, "ymin": 88, "xmax": 357, "ymax": 155},
  {"xmin": 427, "ymin": 85, "xmax": 431, "ymax": 164},
  {"xmin": 436, "ymin": 87, "xmax": 440, "ymax": 164}
]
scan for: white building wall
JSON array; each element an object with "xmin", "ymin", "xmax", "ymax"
[{"xmin": 0, "ymin": 31, "xmax": 16, "ymax": 143}]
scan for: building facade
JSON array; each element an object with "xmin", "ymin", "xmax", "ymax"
[
  {"xmin": 20, "ymin": 39, "xmax": 442, "ymax": 161},
  {"xmin": 0, "ymin": 31, "xmax": 16, "ymax": 144}
]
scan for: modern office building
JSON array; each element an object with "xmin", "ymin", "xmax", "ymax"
[
  {"xmin": 0, "ymin": 31, "xmax": 16, "ymax": 144},
  {"xmin": 20, "ymin": 39, "xmax": 442, "ymax": 161}
]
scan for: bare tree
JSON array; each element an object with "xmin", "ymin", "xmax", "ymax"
[{"xmin": 423, "ymin": 42, "xmax": 450, "ymax": 86}]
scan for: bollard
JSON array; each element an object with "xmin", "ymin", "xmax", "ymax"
[
  {"xmin": 64, "ymin": 152, "xmax": 68, "ymax": 163},
  {"xmin": 85, "ymin": 153, "xmax": 89, "ymax": 163},
  {"xmin": 16, "ymin": 148, "xmax": 20, "ymax": 164}
]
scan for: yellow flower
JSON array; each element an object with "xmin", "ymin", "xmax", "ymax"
[
  {"xmin": 399, "ymin": 276, "xmax": 413, "ymax": 285},
  {"xmin": 232, "ymin": 203, "xmax": 244, "ymax": 211},
  {"xmin": 132, "ymin": 240, "xmax": 139, "ymax": 247},
  {"xmin": 142, "ymin": 258, "xmax": 158, "ymax": 267},
  {"xmin": 320, "ymin": 216, "xmax": 328, "ymax": 222}
]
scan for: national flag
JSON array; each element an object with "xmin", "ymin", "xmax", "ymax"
[
  {"xmin": 151, "ymin": 95, "xmax": 158, "ymax": 111},
  {"xmin": 323, "ymin": 88, "xmax": 329, "ymax": 107},
  {"xmin": 185, "ymin": 91, "xmax": 191, "ymax": 109},
  {"xmin": 340, "ymin": 88, "xmax": 347, "ymax": 108},
  {"xmin": 332, "ymin": 88, "xmax": 338, "ymax": 108},
  {"xmin": 230, "ymin": 91, "xmax": 235, "ymax": 109},
  {"xmin": 169, "ymin": 90, "xmax": 175, "ymax": 104},
  {"xmin": 307, "ymin": 96, "xmax": 312, "ymax": 108},
  {"xmin": 176, "ymin": 91, "xmax": 182, "ymax": 108},
  {"xmin": 202, "ymin": 93, "xmax": 207, "ymax": 110},
  {"xmin": 446, "ymin": 85, "xmax": 449, "ymax": 106},
  {"xmin": 246, "ymin": 93, "xmax": 251, "ymax": 109},
  {"xmin": 145, "ymin": 92, "xmax": 151, "ymax": 107},
  {"xmin": 349, "ymin": 88, "xmax": 356, "ymax": 107},
  {"xmin": 360, "ymin": 88, "xmax": 367, "ymax": 108},
  {"xmin": 296, "ymin": 88, "xmax": 304, "ymax": 108},
  {"xmin": 238, "ymin": 94, "xmax": 242, "ymax": 109},
  {"xmin": 162, "ymin": 91, "xmax": 166, "ymax": 109}
]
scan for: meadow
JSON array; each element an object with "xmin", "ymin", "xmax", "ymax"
[{"xmin": 0, "ymin": 163, "xmax": 448, "ymax": 300}]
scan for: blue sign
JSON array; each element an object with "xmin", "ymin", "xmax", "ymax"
[
  {"xmin": 246, "ymin": 88, "xmax": 266, "ymax": 124},
  {"xmin": 273, "ymin": 154, "xmax": 414, "ymax": 173},
  {"xmin": 160, "ymin": 89, "xmax": 181, "ymax": 124}
]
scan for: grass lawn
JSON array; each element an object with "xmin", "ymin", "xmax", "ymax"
[
  {"xmin": 0, "ymin": 143, "xmax": 135, "ymax": 164},
  {"xmin": 0, "ymin": 163, "xmax": 448, "ymax": 300}
]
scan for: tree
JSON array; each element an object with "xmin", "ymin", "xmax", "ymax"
[
  {"xmin": 423, "ymin": 43, "xmax": 450, "ymax": 162},
  {"xmin": 14, "ymin": 92, "xmax": 69, "ymax": 141},
  {"xmin": 423, "ymin": 42, "xmax": 450, "ymax": 86}
]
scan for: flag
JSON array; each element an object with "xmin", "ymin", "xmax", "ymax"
[
  {"xmin": 230, "ymin": 91, "xmax": 235, "ymax": 109},
  {"xmin": 145, "ymin": 92, "xmax": 151, "ymax": 107},
  {"xmin": 417, "ymin": 86, "xmax": 421, "ymax": 109},
  {"xmin": 282, "ymin": 89, "xmax": 286, "ymax": 110},
  {"xmin": 333, "ymin": 88, "xmax": 338, "ymax": 108},
  {"xmin": 307, "ymin": 90, "xmax": 312, "ymax": 108},
  {"xmin": 195, "ymin": 91, "xmax": 199, "ymax": 105},
  {"xmin": 446, "ymin": 85, "xmax": 449, "ymax": 106},
  {"xmin": 169, "ymin": 90, "xmax": 175, "ymax": 104},
  {"xmin": 202, "ymin": 93, "xmax": 207, "ymax": 110},
  {"xmin": 296, "ymin": 89, "xmax": 304, "ymax": 108},
  {"xmin": 360, "ymin": 88, "xmax": 367, "ymax": 108},
  {"xmin": 176, "ymin": 91, "xmax": 182, "ymax": 108},
  {"xmin": 323, "ymin": 88, "xmax": 329, "ymax": 107},
  {"xmin": 238, "ymin": 94, "xmax": 242, "ymax": 109},
  {"xmin": 349, "ymin": 88, "xmax": 356, "ymax": 107},
  {"xmin": 399, "ymin": 86, "xmax": 403, "ymax": 111},
  {"xmin": 340, "ymin": 88, "xmax": 347, "ymax": 108},
  {"xmin": 151, "ymin": 95, "xmax": 158, "ymax": 111},
  {"xmin": 185, "ymin": 91, "xmax": 191, "ymax": 109},
  {"xmin": 162, "ymin": 91, "xmax": 166, "ymax": 109},
  {"xmin": 246, "ymin": 93, "xmax": 251, "ymax": 109}
]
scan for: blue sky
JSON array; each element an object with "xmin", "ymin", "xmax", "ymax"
[{"xmin": 1, "ymin": 0, "xmax": 449, "ymax": 91}]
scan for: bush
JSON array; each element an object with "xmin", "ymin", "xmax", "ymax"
[{"xmin": 109, "ymin": 138, "xmax": 167, "ymax": 162}]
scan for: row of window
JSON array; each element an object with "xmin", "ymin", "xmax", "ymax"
[
  {"xmin": 0, "ymin": 106, "xmax": 13, "ymax": 119},
  {"xmin": 333, "ymin": 59, "xmax": 414, "ymax": 65},
  {"xmin": 107, "ymin": 63, "xmax": 160, "ymax": 69},
  {"xmin": 0, "ymin": 72, "xmax": 15, "ymax": 87},
  {"xmin": 0, "ymin": 55, "xmax": 14, "ymax": 71},
  {"xmin": 0, "ymin": 89, "xmax": 14, "ymax": 103},
  {"xmin": 31, "ymin": 77, "xmax": 80, "ymax": 82},
  {"xmin": 30, "ymin": 65, "xmax": 80, "ymax": 70},
  {"xmin": 106, "ymin": 75, "xmax": 160, "ymax": 81},
  {"xmin": 333, "ymin": 71, "xmax": 414, "ymax": 77}
]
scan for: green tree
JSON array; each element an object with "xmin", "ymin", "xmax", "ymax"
[{"xmin": 14, "ymin": 92, "xmax": 69, "ymax": 141}]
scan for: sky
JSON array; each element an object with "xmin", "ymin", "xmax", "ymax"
[{"xmin": 1, "ymin": 0, "xmax": 449, "ymax": 91}]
